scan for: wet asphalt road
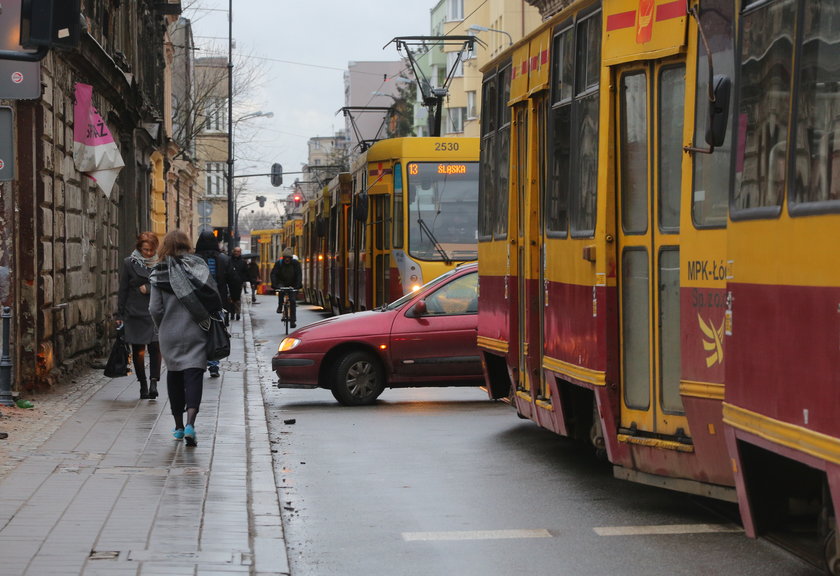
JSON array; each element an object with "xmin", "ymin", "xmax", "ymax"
[{"xmin": 252, "ymin": 297, "xmax": 822, "ymax": 576}]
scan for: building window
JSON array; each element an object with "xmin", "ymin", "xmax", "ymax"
[
  {"xmin": 446, "ymin": 107, "xmax": 466, "ymax": 134},
  {"xmin": 206, "ymin": 162, "xmax": 226, "ymax": 196},
  {"xmin": 467, "ymin": 91, "xmax": 477, "ymax": 119},
  {"xmin": 447, "ymin": 51, "xmax": 464, "ymax": 78},
  {"xmin": 204, "ymin": 97, "xmax": 227, "ymax": 132},
  {"xmin": 447, "ymin": 0, "xmax": 463, "ymax": 21}
]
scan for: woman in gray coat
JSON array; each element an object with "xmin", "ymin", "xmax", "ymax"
[
  {"xmin": 150, "ymin": 230, "xmax": 222, "ymax": 447},
  {"xmin": 116, "ymin": 231, "xmax": 161, "ymax": 399}
]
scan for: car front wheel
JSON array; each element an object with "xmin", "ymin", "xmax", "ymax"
[{"xmin": 330, "ymin": 350, "xmax": 385, "ymax": 406}]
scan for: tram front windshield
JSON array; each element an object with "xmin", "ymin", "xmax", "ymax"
[{"xmin": 405, "ymin": 162, "xmax": 479, "ymax": 262}]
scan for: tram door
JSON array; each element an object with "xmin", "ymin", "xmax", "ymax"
[
  {"xmin": 616, "ymin": 60, "xmax": 686, "ymax": 437},
  {"xmin": 514, "ymin": 103, "xmax": 531, "ymax": 394},
  {"xmin": 514, "ymin": 96, "xmax": 547, "ymax": 399},
  {"xmin": 369, "ymin": 194, "xmax": 390, "ymax": 308}
]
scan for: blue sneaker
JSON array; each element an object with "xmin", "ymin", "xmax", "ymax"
[
  {"xmin": 184, "ymin": 424, "xmax": 197, "ymax": 447},
  {"xmin": 173, "ymin": 428, "xmax": 184, "ymax": 440}
]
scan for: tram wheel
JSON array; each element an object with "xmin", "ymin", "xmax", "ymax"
[
  {"xmin": 330, "ymin": 350, "xmax": 385, "ymax": 406},
  {"xmin": 826, "ymin": 529, "xmax": 840, "ymax": 576}
]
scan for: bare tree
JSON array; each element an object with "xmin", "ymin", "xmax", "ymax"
[
  {"xmin": 238, "ymin": 210, "xmax": 280, "ymax": 234},
  {"xmin": 170, "ymin": 2, "xmax": 265, "ymax": 160}
]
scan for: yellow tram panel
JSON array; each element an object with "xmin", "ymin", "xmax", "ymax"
[
  {"xmin": 603, "ymin": 0, "xmax": 687, "ymax": 65},
  {"xmin": 509, "ymin": 43, "xmax": 532, "ymax": 105},
  {"xmin": 527, "ymin": 30, "xmax": 551, "ymax": 96}
]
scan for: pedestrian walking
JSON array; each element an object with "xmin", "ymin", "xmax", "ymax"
[
  {"xmin": 149, "ymin": 230, "xmax": 224, "ymax": 447},
  {"xmin": 194, "ymin": 230, "xmax": 233, "ymax": 377},
  {"xmin": 228, "ymin": 246, "xmax": 248, "ymax": 320},
  {"xmin": 247, "ymin": 257, "xmax": 261, "ymax": 303},
  {"xmin": 116, "ymin": 231, "xmax": 162, "ymax": 400},
  {"xmin": 270, "ymin": 247, "xmax": 302, "ymax": 327}
]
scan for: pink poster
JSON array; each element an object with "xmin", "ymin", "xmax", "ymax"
[{"xmin": 73, "ymin": 83, "xmax": 124, "ymax": 197}]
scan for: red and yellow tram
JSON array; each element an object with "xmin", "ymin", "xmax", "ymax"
[
  {"xmin": 345, "ymin": 136, "xmax": 480, "ymax": 311},
  {"xmin": 478, "ymin": 0, "xmax": 840, "ymax": 568}
]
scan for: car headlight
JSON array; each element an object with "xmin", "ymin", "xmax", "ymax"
[{"xmin": 278, "ymin": 337, "xmax": 301, "ymax": 352}]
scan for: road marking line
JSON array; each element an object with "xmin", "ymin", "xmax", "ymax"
[
  {"xmin": 402, "ymin": 529, "xmax": 552, "ymax": 542},
  {"xmin": 593, "ymin": 523, "xmax": 743, "ymax": 537}
]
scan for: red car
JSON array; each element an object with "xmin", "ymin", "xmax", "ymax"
[{"xmin": 272, "ymin": 263, "xmax": 481, "ymax": 405}]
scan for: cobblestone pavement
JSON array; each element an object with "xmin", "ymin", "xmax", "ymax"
[{"xmin": 0, "ymin": 299, "xmax": 290, "ymax": 576}]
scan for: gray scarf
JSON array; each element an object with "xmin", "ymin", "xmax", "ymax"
[
  {"xmin": 150, "ymin": 253, "xmax": 222, "ymax": 330},
  {"xmin": 129, "ymin": 248, "xmax": 159, "ymax": 269}
]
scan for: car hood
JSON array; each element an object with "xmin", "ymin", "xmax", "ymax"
[{"xmin": 290, "ymin": 308, "xmax": 398, "ymax": 341}]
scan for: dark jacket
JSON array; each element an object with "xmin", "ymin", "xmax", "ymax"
[
  {"xmin": 247, "ymin": 260, "xmax": 260, "ymax": 284},
  {"xmin": 270, "ymin": 257, "xmax": 302, "ymax": 289},
  {"xmin": 117, "ymin": 256, "xmax": 153, "ymax": 320},
  {"xmin": 195, "ymin": 230, "xmax": 233, "ymax": 306},
  {"xmin": 228, "ymin": 255, "xmax": 248, "ymax": 295}
]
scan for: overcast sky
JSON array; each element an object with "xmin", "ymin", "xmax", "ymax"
[{"xmin": 185, "ymin": 1, "xmax": 435, "ymax": 206}]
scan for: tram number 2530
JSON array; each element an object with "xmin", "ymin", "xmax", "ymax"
[{"xmin": 434, "ymin": 142, "xmax": 460, "ymax": 151}]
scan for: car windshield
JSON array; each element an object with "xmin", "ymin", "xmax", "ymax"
[
  {"xmin": 383, "ymin": 267, "xmax": 465, "ymax": 311},
  {"xmin": 405, "ymin": 162, "xmax": 478, "ymax": 262}
]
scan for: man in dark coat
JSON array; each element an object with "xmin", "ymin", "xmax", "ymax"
[
  {"xmin": 270, "ymin": 247, "xmax": 302, "ymax": 327},
  {"xmin": 194, "ymin": 230, "xmax": 234, "ymax": 377},
  {"xmin": 247, "ymin": 258, "xmax": 261, "ymax": 303},
  {"xmin": 228, "ymin": 246, "xmax": 248, "ymax": 320}
]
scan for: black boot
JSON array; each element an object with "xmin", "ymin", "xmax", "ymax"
[
  {"xmin": 140, "ymin": 381, "xmax": 149, "ymax": 399},
  {"xmin": 148, "ymin": 378, "xmax": 159, "ymax": 400}
]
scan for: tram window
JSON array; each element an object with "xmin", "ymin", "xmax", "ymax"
[
  {"xmin": 393, "ymin": 163, "xmax": 403, "ymax": 249},
  {"xmin": 732, "ymin": 0, "xmax": 794, "ymax": 217},
  {"xmin": 552, "ymin": 26, "xmax": 574, "ymax": 105},
  {"xmin": 621, "ymin": 71, "xmax": 648, "ymax": 235},
  {"xmin": 571, "ymin": 92, "xmax": 599, "ymax": 236},
  {"xmin": 692, "ymin": 0, "xmax": 734, "ymax": 228},
  {"xmin": 479, "ymin": 75, "xmax": 497, "ymax": 239},
  {"xmin": 481, "ymin": 75, "xmax": 497, "ymax": 136},
  {"xmin": 479, "ymin": 67, "xmax": 511, "ymax": 240},
  {"xmin": 495, "ymin": 124, "xmax": 511, "ymax": 238},
  {"xmin": 659, "ymin": 65, "xmax": 684, "ymax": 233},
  {"xmin": 575, "ymin": 13, "xmax": 601, "ymax": 96},
  {"xmin": 546, "ymin": 104, "xmax": 571, "ymax": 236},
  {"xmin": 790, "ymin": 0, "xmax": 840, "ymax": 211},
  {"xmin": 569, "ymin": 11, "xmax": 601, "ymax": 237},
  {"xmin": 495, "ymin": 67, "xmax": 512, "ymax": 239}
]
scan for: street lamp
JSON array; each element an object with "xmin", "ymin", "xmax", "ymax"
[
  {"xmin": 228, "ymin": 110, "xmax": 273, "ymax": 248},
  {"xmin": 467, "ymin": 24, "xmax": 513, "ymax": 47},
  {"xmin": 235, "ymin": 110, "xmax": 274, "ymax": 126},
  {"xmin": 234, "ymin": 195, "xmax": 267, "ymax": 248},
  {"xmin": 227, "ymin": 0, "xmax": 234, "ymax": 250}
]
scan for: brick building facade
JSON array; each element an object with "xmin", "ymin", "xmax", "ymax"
[{"xmin": 3, "ymin": 1, "xmax": 195, "ymax": 391}]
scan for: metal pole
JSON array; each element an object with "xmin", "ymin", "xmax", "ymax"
[
  {"xmin": 226, "ymin": 0, "xmax": 234, "ymax": 251},
  {"xmin": 0, "ymin": 307, "xmax": 14, "ymax": 406}
]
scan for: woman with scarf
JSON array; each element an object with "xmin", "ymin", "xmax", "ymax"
[
  {"xmin": 150, "ymin": 230, "xmax": 224, "ymax": 447},
  {"xmin": 116, "ymin": 231, "xmax": 162, "ymax": 400}
]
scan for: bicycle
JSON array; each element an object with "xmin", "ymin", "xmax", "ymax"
[{"xmin": 274, "ymin": 287, "xmax": 296, "ymax": 334}]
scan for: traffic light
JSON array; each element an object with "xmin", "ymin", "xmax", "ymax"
[
  {"xmin": 257, "ymin": 195, "xmax": 266, "ymax": 208},
  {"xmin": 270, "ymin": 163, "xmax": 283, "ymax": 187},
  {"xmin": 293, "ymin": 193, "xmax": 302, "ymax": 207}
]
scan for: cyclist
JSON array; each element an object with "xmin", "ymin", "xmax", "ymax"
[{"xmin": 270, "ymin": 247, "xmax": 302, "ymax": 328}]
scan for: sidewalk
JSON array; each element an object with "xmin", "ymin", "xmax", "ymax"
[{"xmin": 0, "ymin": 300, "xmax": 289, "ymax": 575}]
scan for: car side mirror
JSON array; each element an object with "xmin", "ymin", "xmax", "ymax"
[{"xmin": 410, "ymin": 300, "xmax": 427, "ymax": 317}]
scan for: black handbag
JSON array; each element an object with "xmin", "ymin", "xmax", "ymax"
[
  {"xmin": 207, "ymin": 313, "xmax": 231, "ymax": 361},
  {"xmin": 104, "ymin": 329, "xmax": 132, "ymax": 377}
]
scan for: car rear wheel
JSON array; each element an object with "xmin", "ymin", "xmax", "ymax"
[{"xmin": 330, "ymin": 350, "xmax": 385, "ymax": 406}]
